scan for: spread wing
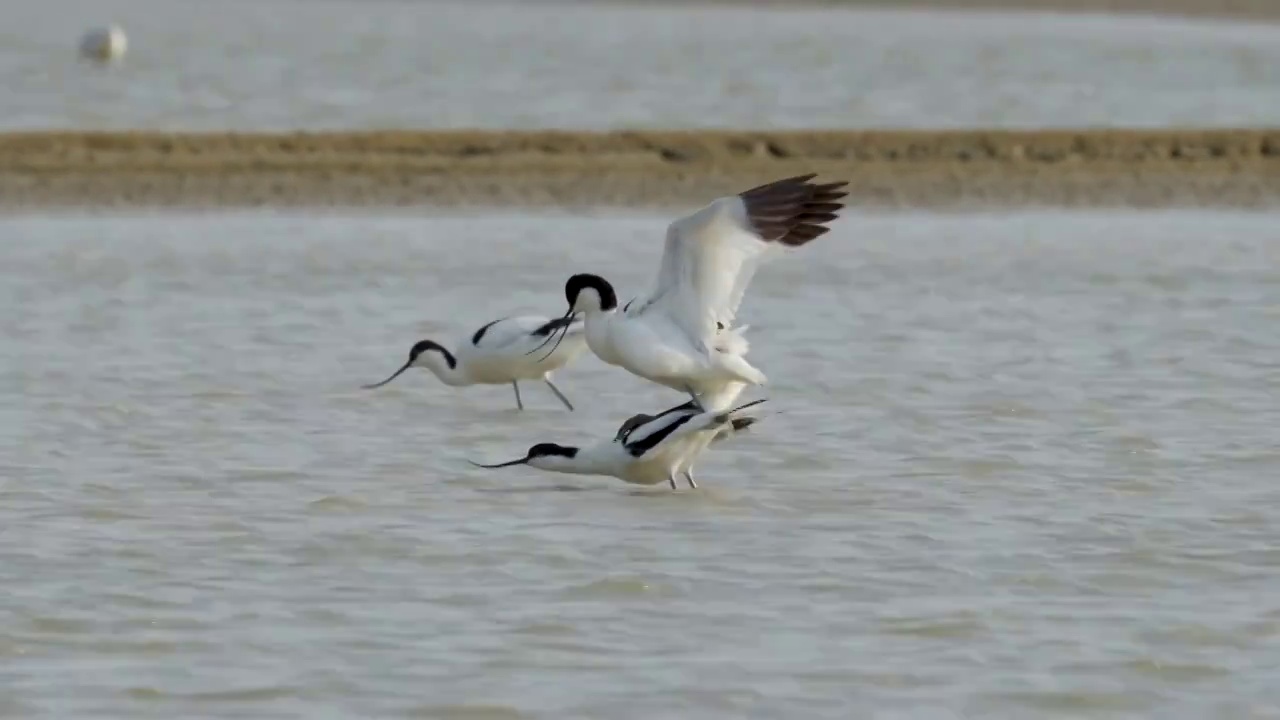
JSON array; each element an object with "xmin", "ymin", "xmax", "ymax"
[{"xmin": 636, "ymin": 174, "xmax": 848, "ymax": 344}]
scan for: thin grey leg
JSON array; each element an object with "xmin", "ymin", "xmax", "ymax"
[
  {"xmin": 512, "ymin": 381, "xmax": 524, "ymax": 411},
  {"xmin": 683, "ymin": 470, "xmax": 698, "ymax": 489},
  {"xmin": 668, "ymin": 472, "xmax": 677, "ymax": 490},
  {"xmin": 544, "ymin": 377, "xmax": 575, "ymax": 411}
]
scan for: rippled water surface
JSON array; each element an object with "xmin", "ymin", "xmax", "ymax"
[
  {"xmin": 6, "ymin": 0, "xmax": 1280, "ymax": 129},
  {"xmin": 2, "ymin": 209, "xmax": 1279, "ymax": 717}
]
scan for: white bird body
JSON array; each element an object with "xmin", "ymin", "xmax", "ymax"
[
  {"xmin": 364, "ymin": 314, "xmax": 587, "ymax": 410},
  {"xmin": 581, "ymin": 305, "xmax": 758, "ymax": 396},
  {"xmin": 612, "ymin": 390, "xmax": 754, "ymax": 484},
  {"xmin": 470, "ymin": 398, "xmax": 767, "ymax": 488},
  {"xmin": 454, "ymin": 315, "xmax": 586, "ymax": 383},
  {"xmin": 532, "ymin": 174, "xmax": 848, "ymax": 412}
]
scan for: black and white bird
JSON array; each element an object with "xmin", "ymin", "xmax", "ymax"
[
  {"xmin": 363, "ymin": 314, "xmax": 587, "ymax": 411},
  {"xmin": 528, "ymin": 173, "xmax": 848, "ymax": 411},
  {"xmin": 469, "ymin": 398, "xmax": 767, "ymax": 489}
]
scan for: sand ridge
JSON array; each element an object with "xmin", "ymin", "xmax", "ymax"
[{"xmin": 2, "ymin": 129, "xmax": 1278, "ymax": 209}]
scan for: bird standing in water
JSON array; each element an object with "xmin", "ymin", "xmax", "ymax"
[
  {"xmin": 363, "ymin": 314, "xmax": 587, "ymax": 411},
  {"xmin": 469, "ymin": 398, "xmax": 767, "ymax": 489}
]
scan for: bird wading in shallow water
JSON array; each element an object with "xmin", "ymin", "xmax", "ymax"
[
  {"xmin": 609, "ymin": 395, "xmax": 761, "ymax": 487},
  {"xmin": 528, "ymin": 173, "xmax": 848, "ymax": 412},
  {"xmin": 363, "ymin": 314, "xmax": 587, "ymax": 411},
  {"xmin": 469, "ymin": 398, "xmax": 768, "ymax": 489}
]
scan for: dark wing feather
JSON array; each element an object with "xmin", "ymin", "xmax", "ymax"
[
  {"xmin": 530, "ymin": 315, "xmax": 579, "ymax": 337},
  {"xmin": 614, "ymin": 413, "xmax": 654, "ymax": 442},
  {"xmin": 623, "ymin": 412, "xmax": 697, "ymax": 458},
  {"xmin": 471, "ymin": 317, "xmax": 506, "ymax": 346},
  {"xmin": 737, "ymin": 174, "xmax": 850, "ymax": 247},
  {"xmin": 615, "ymin": 399, "xmax": 700, "ymax": 443}
]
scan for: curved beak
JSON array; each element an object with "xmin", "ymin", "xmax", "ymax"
[
  {"xmin": 467, "ymin": 457, "xmax": 530, "ymax": 469},
  {"xmin": 525, "ymin": 308, "xmax": 574, "ymax": 358},
  {"xmin": 361, "ymin": 359, "xmax": 413, "ymax": 390}
]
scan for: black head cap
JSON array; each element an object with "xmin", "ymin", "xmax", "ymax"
[
  {"xmin": 527, "ymin": 442, "xmax": 579, "ymax": 459},
  {"xmin": 467, "ymin": 441, "xmax": 578, "ymax": 470},
  {"xmin": 409, "ymin": 339, "xmax": 456, "ymax": 368},
  {"xmin": 362, "ymin": 339, "xmax": 455, "ymax": 390},
  {"xmin": 565, "ymin": 274, "xmax": 618, "ymax": 312},
  {"xmin": 410, "ymin": 339, "xmax": 442, "ymax": 360}
]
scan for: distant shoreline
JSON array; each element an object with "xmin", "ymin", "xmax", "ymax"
[{"xmin": 2, "ymin": 129, "xmax": 1278, "ymax": 210}]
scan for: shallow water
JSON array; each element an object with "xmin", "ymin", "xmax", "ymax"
[
  {"xmin": 6, "ymin": 0, "xmax": 1280, "ymax": 129},
  {"xmin": 2, "ymin": 209, "xmax": 1279, "ymax": 717}
]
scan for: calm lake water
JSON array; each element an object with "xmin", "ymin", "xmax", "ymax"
[
  {"xmin": 5, "ymin": 0, "xmax": 1280, "ymax": 129},
  {"xmin": 2, "ymin": 209, "xmax": 1278, "ymax": 718}
]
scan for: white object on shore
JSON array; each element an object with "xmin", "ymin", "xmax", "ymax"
[{"xmin": 79, "ymin": 25, "xmax": 127, "ymax": 64}]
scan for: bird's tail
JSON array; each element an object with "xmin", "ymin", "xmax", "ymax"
[
  {"xmin": 682, "ymin": 396, "xmax": 766, "ymax": 438},
  {"xmin": 692, "ymin": 382, "xmax": 746, "ymax": 414},
  {"xmin": 715, "ymin": 324, "xmax": 751, "ymax": 356},
  {"xmin": 709, "ymin": 415, "xmax": 758, "ymax": 445},
  {"xmin": 719, "ymin": 353, "xmax": 767, "ymax": 386},
  {"xmin": 711, "ymin": 397, "xmax": 768, "ymax": 428}
]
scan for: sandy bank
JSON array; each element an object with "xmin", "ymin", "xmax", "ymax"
[{"xmin": 2, "ymin": 129, "xmax": 1278, "ymax": 210}]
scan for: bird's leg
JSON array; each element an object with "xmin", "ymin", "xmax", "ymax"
[
  {"xmin": 512, "ymin": 381, "xmax": 524, "ymax": 411},
  {"xmin": 668, "ymin": 472, "xmax": 678, "ymax": 490},
  {"xmin": 683, "ymin": 470, "xmax": 698, "ymax": 489},
  {"xmin": 544, "ymin": 377, "xmax": 574, "ymax": 411}
]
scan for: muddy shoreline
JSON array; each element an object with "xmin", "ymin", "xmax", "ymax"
[{"xmin": 3, "ymin": 129, "xmax": 1278, "ymax": 210}]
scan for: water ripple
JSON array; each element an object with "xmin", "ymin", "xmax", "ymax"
[
  {"xmin": 1, "ymin": 209, "xmax": 1278, "ymax": 716},
  {"xmin": 4, "ymin": 2, "xmax": 1280, "ymax": 130}
]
